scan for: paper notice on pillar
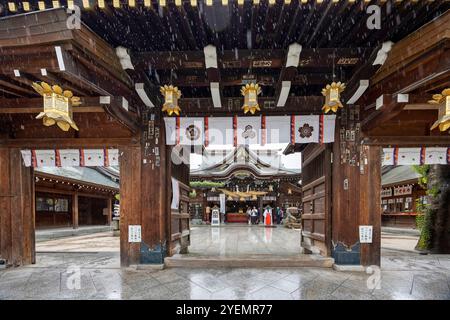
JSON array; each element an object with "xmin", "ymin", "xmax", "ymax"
[
  {"xmin": 424, "ymin": 147, "xmax": 448, "ymax": 164},
  {"xmin": 207, "ymin": 117, "xmax": 233, "ymax": 146},
  {"xmin": 82, "ymin": 149, "xmax": 105, "ymax": 166},
  {"xmin": 179, "ymin": 117, "xmax": 204, "ymax": 145},
  {"xmin": 219, "ymin": 193, "xmax": 226, "ymax": 214},
  {"xmin": 397, "ymin": 148, "xmax": 421, "ymax": 165},
  {"xmin": 293, "ymin": 115, "xmax": 319, "ymax": 143},
  {"xmin": 128, "ymin": 225, "xmax": 141, "ymax": 243},
  {"xmin": 58, "ymin": 149, "xmax": 80, "ymax": 167},
  {"xmin": 164, "ymin": 117, "xmax": 176, "ymax": 145},
  {"xmin": 237, "ymin": 116, "xmax": 261, "ymax": 145},
  {"xmin": 106, "ymin": 149, "xmax": 119, "ymax": 166},
  {"xmin": 33, "ymin": 150, "xmax": 56, "ymax": 167},
  {"xmin": 171, "ymin": 177, "xmax": 180, "ymax": 210},
  {"xmin": 265, "ymin": 116, "xmax": 291, "ymax": 144},
  {"xmin": 322, "ymin": 114, "xmax": 336, "ymax": 143},
  {"xmin": 382, "ymin": 148, "xmax": 395, "ymax": 166},
  {"xmin": 21, "ymin": 150, "xmax": 32, "ymax": 167}
]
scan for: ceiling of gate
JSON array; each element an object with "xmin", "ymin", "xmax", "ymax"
[{"xmin": 2, "ymin": 1, "xmax": 448, "ymax": 103}]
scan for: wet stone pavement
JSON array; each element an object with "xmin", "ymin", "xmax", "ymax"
[
  {"xmin": 0, "ymin": 249, "xmax": 449, "ymax": 300},
  {"xmin": 1, "ymin": 226, "xmax": 449, "ymax": 300}
]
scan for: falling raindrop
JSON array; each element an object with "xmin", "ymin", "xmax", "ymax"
[{"xmin": 247, "ymin": 30, "xmax": 252, "ymax": 49}]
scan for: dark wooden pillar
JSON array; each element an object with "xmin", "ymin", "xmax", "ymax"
[
  {"xmin": 0, "ymin": 147, "xmax": 35, "ymax": 266},
  {"xmin": 119, "ymin": 145, "xmax": 142, "ymax": 266},
  {"xmin": 72, "ymin": 192, "xmax": 79, "ymax": 229},
  {"xmin": 106, "ymin": 197, "xmax": 112, "ymax": 225},
  {"xmin": 119, "ymin": 117, "xmax": 169, "ymax": 266},
  {"xmin": 331, "ymin": 119, "xmax": 381, "ymax": 266}
]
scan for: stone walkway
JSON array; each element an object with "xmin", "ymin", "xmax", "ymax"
[
  {"xmin": 1, "ymin": 226, "xmax": 449, "ymax": 300},
  {"xmin": 0, "ymin": 250, "xmax": 449, "ymax": 299}
]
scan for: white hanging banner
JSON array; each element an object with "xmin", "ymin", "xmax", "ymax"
[
  {"xmin": 82, "ymin": 149, "xmax": 105, "ymax": 166},
  {"xmin": 171, "ymin": 177, "xmax": 180, "ymax": 210},
  {"xmin": 20, "ymin": 149, "xmax": 119, "ymax": 168},
  {"xmin": 236, "ymin": 116, "xmax": 261, "ymax": 145},
  {"xmin": 164, "ymin": 117, "xmax": 176, "ymax": 145},
  {"xmin": 164, "ymin": 115, "xmax": 335, "ymax": 146},
  {"xmin": 382, "ymin": 148, "xmax": 395, "ymax": 166},
  {"xmin": 265, "ymin": 116, "xmax": 291, "ymax": 144},
  {"xmin": 293, "ymin": 115, "xmax": 320, "ymax": 144},
  {"xmin": 21, "ymin": 150, "xmax": 32, "ymax": 167},
  {"xmin": 397, "ymin": 148, "xmax": 421, "ymax": 165},
  {"xmin": 34, "ymin": 150, "xmax": 56, "ymax": 167},
  {"xmin": 107, "ymin": 149, "xmax": 120, "ymax": 166},
  {"xmin": 179, "ymin": 117, "xmax": 204, "ymax": 146},
  {"xmin": 424, "ymin": 147, "xmax": 447, "ymax": 165},
  {"xmin": 57, "ymin": 149, "xmax": 80, "ymax": 167},
  {"xmin": 206, "ymin": 117, "xmax": 233, "ymax": 146},
  {"xmin": 322, "ymin": 114, "xmax": 336, "ymax": 144}
]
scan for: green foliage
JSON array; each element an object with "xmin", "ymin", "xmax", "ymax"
[
  {"xmin": 189, "ymin": 181, "xmax": 225, "ymax": 189},
  {"xmin": 413, "ymin": 165, "xmax": 440, "ymax": 250},
  {"xmin": 189, "ymin": 189, "xmax": 197, "ymax": 198},
  {"xmin": 412, "ymin": 165, "xmax": 429, "ymax": 189}
]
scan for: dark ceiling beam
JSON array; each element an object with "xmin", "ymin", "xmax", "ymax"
[
  {"xmin": 360, "ymin": 42, "xmax": 450, "ymax": 107},
  {"xmin": 361, "ymin": 93, "xmax": 411, "ymax": 132},
  {"xmin": 361, "ymin": 135, "xmax": 450, "ymax": 147},
  {"xmin": 134, "ymin": 48, "xmax": 370, "ymax": 70},
  {"xmin": 315, "ymin": 0, "xmax": 353, "ymax": 48},
  {"xmin": 156, "ymin": 72, "xmax": 339, "ymax": 88},
  {"xmin": 178, "ymin": 95, "xmax": 324, "ymax": 117},
  {"xmin": 305, "ymin": 0, "xmax": 335, "ymax": 47}
]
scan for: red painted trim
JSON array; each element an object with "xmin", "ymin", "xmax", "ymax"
[
  {"xmin": 55, "ymin": 149, "xmax": 61, "ymax": 167},
  {"xmin": 176, "ymin": 117, "xmax": 181, "ymax": 145},
  {"xmin": 31, "ymin": 150, "xmax": 37, "ymax": 168},
  {"xmin": 394, "ymin": 147, "xmax": 398, "ymax": 165},
  {"xmin": 80, "ymin": 149, "xmax": 85, "ymax": 167},
  {"xmin": 104, "ymin": 149, "xmax": 109, "ymax": 167},
  {"xmin": 290, "ymin": 115, "xmax": 295, "ymax": 144},
  {"xmin": 261, "ymin": 115, "xmax": 266, "ymax": 146},
  {"xmin": 319, "ymin": 114, "xmax": 324, "ymax": 144},
  {"xmin": 204, "ymin": 117, "xmax": 209, "ymax": 147},
  {"xmin": 233, "ymin": 115, "xmax": 238, "ymax": 147}
]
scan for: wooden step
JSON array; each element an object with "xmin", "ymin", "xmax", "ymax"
[{"xmin": 165, "ymin": 254, "xmax": 334, "ymax": 268}]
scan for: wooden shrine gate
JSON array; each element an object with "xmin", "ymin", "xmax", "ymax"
[
  {"xmin": 300, "ymin": 144, "xmax": 333, "ymax": 256},
  {"xmin": 169, "ymin": 181, "xmax": 191, "ymax": 255}
]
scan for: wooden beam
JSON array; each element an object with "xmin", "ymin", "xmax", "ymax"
[
  {"xmin": 362, "ymin": 136, "xmax": 450, "ymax": 147},
  {"xmin": 0, "ymin": 137, "xmax": 139, "ymax": 148},
  {"xmin": 179, "ymin": 96, "xmax": 325, "ymax": 116},
  {"xmin": 134, "ymin": 48, "xmax": 369, "ymax": 70},
  {"xmin": 72, "ymin": 193, "xmax": 79, "ymax": 229},
  {"xmin": 361, "ymin": 94, "xmax": 409, "ymax": 131}
]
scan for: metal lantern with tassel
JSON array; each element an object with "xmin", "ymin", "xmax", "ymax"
[
  {"xmin": 32, "ymin": 82, "xmax": 80, "ymax": 132},
  {"xmin": 428, "ymin": 88, "xmax": 450, "ymax": 132},
  {"xmin": 322, "ymin": 81, "xmax": 346, "ymax": 113},
  {"xmin": 241, "ymin": 83, "xmax": 262, "ymax": 114},
  {"xmin": 160, "ymin": 85, "xmax": 182, "ymax": 116},
  {"xmin": 268, "ymin": 184, "xmax": 274, "ymax": 192}
]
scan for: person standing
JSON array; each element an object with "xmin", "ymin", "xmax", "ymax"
[
  {"xmin": 279, "ymin": 207, "xmax": 284, "ymax": 224},
  {"xmin": 263, "ymin": 205, "xmax": 272, "ymax": 226}
]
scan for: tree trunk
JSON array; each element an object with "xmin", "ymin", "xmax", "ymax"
[{"xmin": 427, "ymin": 165, "xmax": 450, "ymax": 254}]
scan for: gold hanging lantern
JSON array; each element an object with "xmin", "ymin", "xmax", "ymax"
[
  {"xmin": 241, "ymin": 83, "xmax": 262, "ymax": 114},
  {"xmin": 239, "ymin": 197, "xmax": 246, "ymax": 202},
  {"xmin": 251, "ymin": 194, "xmax": 257, "ymax": 201},
  {"xmin": 428, "ymin": 88, "xmax": 450, "ymax": 132},
  {"xmin": 321, "ymin": 81, "xmax": 346, "ymax": 113},
  {"xmin": 160, "ymin": 85, "xmax": 182, "ymax": 116},
  {"xmin": 227, "ymin": 195, "xmax": 234, "ymax": 201},
  {"xmin": 268, "ymin": 184, "xmax": 274, "ymax": 192},
  {"xmin": 287, "ymin": 188, "xmax": 292, "ymax": 195},
  {"xmin": 32, "ymin": 82, "xmax": 80, "ymax": 132}
]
